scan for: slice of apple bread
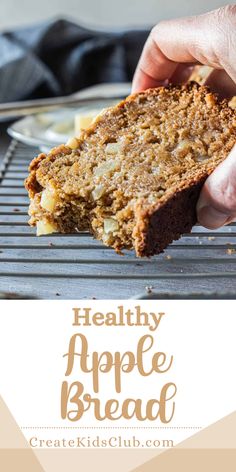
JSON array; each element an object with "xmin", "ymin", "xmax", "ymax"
[{"xmin": 25, "ymin": 83, "xmax": 236, "ymax": 257}]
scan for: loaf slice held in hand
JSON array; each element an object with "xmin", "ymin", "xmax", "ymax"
[{"xmin": 25, "ymin": 83, "xmax": 236, "ymax": 257}]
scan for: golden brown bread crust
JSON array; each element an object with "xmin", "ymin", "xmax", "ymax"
[
  {"xmin": 134, "ymin": 178, "xmax": 206, "ymax": 256},
  {"xmin": 26, "ymin": 145, "xmax": 71, "ymax": 198},
  {"xmin": 25, "ymin": 83, "xmax": 236, "ymax": 257}
]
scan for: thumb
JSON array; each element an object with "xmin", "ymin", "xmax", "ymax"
[{"xmin": 197, "ymin": 145, "xmax": 236, "ymax": 229}]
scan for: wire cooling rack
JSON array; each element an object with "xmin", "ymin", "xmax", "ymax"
[{"xmin": 0, "ymin": 140, "xmax": 236, "ymax": 299}]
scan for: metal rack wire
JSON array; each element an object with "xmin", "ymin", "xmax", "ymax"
[{"xmin": 0, "ymin": 140, "xmax": 236, "ymax": 299}]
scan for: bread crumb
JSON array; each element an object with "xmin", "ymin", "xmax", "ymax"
[
  {"xmin": 229, "ymin": 96, "xmax": 236, "ymax": 110},
  {"xmin": 226, "ymin": 248, "xmax": 236, "ymax": 255},
  {"xmin": 145, "ymin": 285, "xmax": 153, "ymax": 294},
  {"xmin": 205, "ymin": 93, "xmax": 216, "ymax": 107}
]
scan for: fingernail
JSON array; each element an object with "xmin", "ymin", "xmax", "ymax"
[{"xmin": 197, "ymin": 205, "xmax": 230, "ymax": 229}]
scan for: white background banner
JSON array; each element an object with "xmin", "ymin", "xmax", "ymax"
[{"xmin": 0, "ymin": 300, "xmax": 235, "ymax": 449}]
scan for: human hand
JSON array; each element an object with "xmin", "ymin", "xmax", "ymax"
[{"xmin": 132, "ymin": 5, "xmax": 236, "ymax": 229}]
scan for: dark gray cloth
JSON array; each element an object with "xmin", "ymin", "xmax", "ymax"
[{"xmin": 0, "ymin": 19, "xmax": 149, "ymax": 103}]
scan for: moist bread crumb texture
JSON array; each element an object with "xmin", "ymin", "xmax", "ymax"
[{"xmin": 25, "ymin": 83, "xmax": 236, "ymax": 257}]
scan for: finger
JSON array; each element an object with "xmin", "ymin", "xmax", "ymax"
[
  {"xmin": 132, "ymin": 7, "xmax": 236, "ymax": 93},
  {"xmin": 132, "ymin": 34, "xmax": 178, "ymax": 92},
  {"xmin": 132, "ymin": 63, "xmax": 195, "ymax": 93},
  {"xmin": 205, "ymin": 69, "xmax": 236, "ymax": 99},
  {"xmin": 132, "ymin": 15, "xmax": 210, "ymax": 92},
  {"xmin": 171, "ymin": 64, "xmax": 195, "ymax": 85},
  {"xmin": 197, "ymin": 145, "xmax": 236, "ymax": 229}
]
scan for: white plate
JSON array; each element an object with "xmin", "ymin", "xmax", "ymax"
[{"xmin": 7, "ymin": 98, "xmax": 120, "ymax": 152}]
